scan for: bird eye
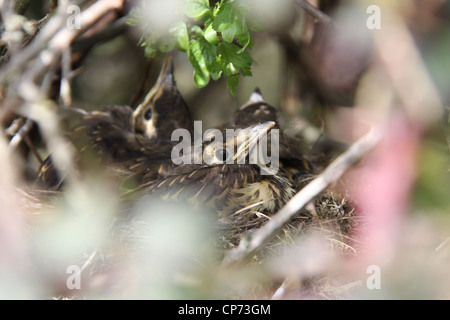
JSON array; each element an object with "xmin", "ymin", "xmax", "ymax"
[
  {"xmin": 215, "ymin": 149, "xmax": 229, "ymax": 162},
  {"xmin": 144, "ymin": 109, "xmax": 152, "ymax": 120}
]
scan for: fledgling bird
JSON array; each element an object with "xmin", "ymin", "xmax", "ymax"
[
  {"xmin": 72, "ymin": 57, "xmax": 193, "ymax": 178},
  {"xmin": 37, "ymin": 57, "xmax": 193, "ymax": 188},
  {"xmin": 140, "ymin": 121, "xmax": 296, "ymax": 217},
  {"xmin": 230, "ymin": 88, "xmax": 314, "ymax": 186},
  {"xmin": 132, "ymin": 58, "xmax": 193, "ymax": 141}
]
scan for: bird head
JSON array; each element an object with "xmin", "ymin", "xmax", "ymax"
[
  {"xmin": 132, "ymin": 57, "xmax": 193, "ymax": 142},
  {"xmin": 232, "ymin": 88, "xmax": 279, "ymax": 127},
  {"xmin": 196, "ymin": 121, "xmax": 277, "ymax": 168}
]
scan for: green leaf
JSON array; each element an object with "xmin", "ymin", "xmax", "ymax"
[
  {"xmin": 188, "ymin": 39, "xmax": 217, "ymax": 88},
  {"xmin": 157, "ymin": 36, "xmax": 176, "ymax": 53},
  {"xmin": 235, "ymin": 17, "xmax": 252, "ymax": 52},
  {"xmin": 190, "ymin": 25, "xmax": 204, "ymax": 39},
  {"xmin": 202, "ymin": 39, "xmax": 218, "ymax": 68},
  {"xmin": 127, "ymin": 0, "xmax": 264, "ymax": 96},
  {"xmin": 126, "ymin": 8, "xmax": 144, "ymax": 27},
  {"xmin": 204, "ymin": 22, "xmax": 219, "ymax": 45},
  {"xmin": 170, "ymin": 21, "xmax": 189, "ymax": 51},
  {"xmin": 144, "ymin": 45, "xmax": 158, "ymax": 58},
  {"xmin": 137, "ymin": 34, "xmax": 146, "ymax": 47},
  {"xmin": 140, "ymin": 32, "xmax": 176, "ymax": 58},
  {"xmin": 185, "ymin": 0, "xmax": 211, "ymax": 23},
  {"xmin": 209, "ymin": 58, "xmax": 223, "ymax": 81},
  {"xmin": 213, "ymin": 0, "xmax": 252, "ymax": 50},
  {"xmin": 193, "ymin": 69, "xmax": 210, "ymax": 88},
  {"xmin": 221, "ymin": 24, "xmax": 236, "ymax": 43},
  {"xmin": 213, "ymin": 1, "xmax": 235, "ymax": 42},
  {"xmin": 227, "ymin": 74, "xmax": 239, "ymax": 96},
  {"xmin": 218, "ymin": 42, "xmax": 252, "ymax": 77}
]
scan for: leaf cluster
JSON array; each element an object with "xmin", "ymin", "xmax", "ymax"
[{"xmin": 127, "ymin": 0, "xmax": 262, "ymax": 95}]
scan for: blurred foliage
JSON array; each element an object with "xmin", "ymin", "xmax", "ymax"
[
  {"xmin": 422, "ymin": 28, "xmax": 450, "ymax": 105},
  {"xmin": 413, "ymin": 139, "xmax": 450, "ymax": 211},
  {"xmin": 127, "ymin": 0, "xmax": 261, "ymax": 95},
  {"xmin": 1, "ymin": 0, "xmax": 450, "ymax": 300}
]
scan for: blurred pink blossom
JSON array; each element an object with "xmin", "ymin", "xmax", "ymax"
[{"xmin": 344, "ymin": 114, "xmax": 422, "ymax": 267}]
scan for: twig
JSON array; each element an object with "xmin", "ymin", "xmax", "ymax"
[
  {"xmin": 6, "ymin": 0, "xmax": 125, "ymax": 185},
  {"xmin": 373, "ymin": 15, "xmax": 442, "ymax": 125},
  {"xmin": 8, "ymin": 117, "xmax": 34, "ymax": 149},
  {"xmin": 0, "ymin": 0, "xmax": 124, "ymax": 87},
  {"xmin": 7, "ymin": 116, "xmax": 43, "ymax": 164},
  {"xmin": 0, "ymin": 1, "xmax": 70, "ymax": 84},
  {"xmin": 24, "ymin": 134, "xmax": 43, "ymax": 164},
  {"xmin": 71, "ymin": 15, "xmax": 128, "ymax": 53},
  {"xmin": 39, "ymin": 52, "xmax": 60, "ymax": 96},
  {"xmin": 231, "ymin": 198, "xmax": 275, "ymax": 216},
  {"xmin": 5, "ymin": 116, "xmax": 26, "ymax": 136},
  {"xmin": 272, "ymin": 277, "xmax": 290, "ymax": 300},
  {"xmin": 221, "ymin": 128, "xmax": 382, "ymax": 268},
  {"xmin": 434, "ymin": 237, "xmax": 450, "ymax": 253},
  {"xmin": 59, "ymin": 48, "xmax": 72, "ymax": 107},
  {"xmin": 80, "ymin": 249, "xmax": 97, "ymax": 273},
  {"xmin": 296, "ymin": 0, "xmax": 333, "ymax": 26}
]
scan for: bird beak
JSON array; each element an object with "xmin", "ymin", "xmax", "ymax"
[
  {"xmin": 248, "ymin": 87, "xmax": 265, "ymax": 104},
  {"xmin": 155, "ymin": 56, "xmax": 174, "ymax": 88},
  {"xmin": 239, "ymin": 87, "xmax": 265, "ymax": 111},
  {"xmin": 132, "ymin": 57, "xmax": 174, "ymax": 135},
  {"xmin": 233, "ymin": 121, "xmax": 276, "ymax": 161}
]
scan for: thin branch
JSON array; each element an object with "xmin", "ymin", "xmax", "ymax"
[
  {"xmin": 39, "ymin": 51, "xmax": 60, "ymax": 96},
  {"xmin": 24, "ymin": 134, "xmax": 43, "ymax": 164},
  {"xmin": 5, "ymin": 116, "xmax": 26, "ymax": 136},
  {"xmin": 221, "ymin": 127, "xmax": 382, "ymax": 268},
  {"xmin": 7, "ymin": 115, "xmax": 43, "ymax": 164},
  {"xmin": 434, "ymin": 237, "xmax": 450, "ymax": 253},
  {"xmin": 271, "ymin": 277, "xmax": 290, "ymax": 300},
  {"xmin": 0, "ymin": 0, "xmax": 124, "ymax": 87},
  {"xmin": 80, "ymin": 249, "xmax": 97, "ymax": 273},
  {"xmin": 8, "ymin": 117, "xmax": 34, "ymax": 149},
  {"xmin": 71, "ymin": 15, "xmax": 128, "ymax": 53},
  {"xmin": 59, "ymin": 48, "xmax": 72, "ymax": 107},
  {"xmin": 0, "ymin": 1, "xmax": 70, "ymax": 84},
  {"xmin": 373, "ymin": 15, "xmax": 442, "ymax": 125},
  {"xmin": 6, "ymin": 0, "xmax": 125, "ymax": 185},
  {"xmin": 296, "ymin": 0, "xmax": 333, "ymax": 26}
]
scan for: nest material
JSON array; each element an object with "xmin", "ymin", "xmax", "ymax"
[
  {"xmin": 19, "ymin": 179, "xmax": 359, "ymax": 300},
  {"xmin": 217, "ymin": 191, "xmax": 357, "ymax": 257}
]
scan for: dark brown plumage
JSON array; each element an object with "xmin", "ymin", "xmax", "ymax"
[
  {"xmin": 140, "ymin": 121, "xmax": 296, "ymax": 217},
  {"xmin": 230, "ymin": 88, "xmax": 314, "ymax": 186},
  {"xmin": 132, "ymin": 58, "xmax": 193, "ymax": 141},
  {"xmin": 37, "ymin": 57, "xmax": 193, "ymax": 188}
]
